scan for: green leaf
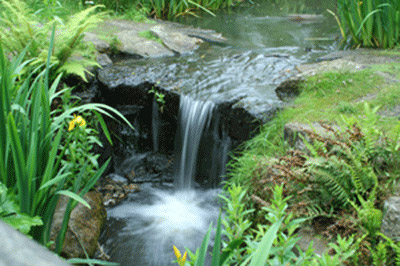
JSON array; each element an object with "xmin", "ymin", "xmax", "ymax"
[
  {"xmin": 67, "ymin": 258, "xmax": 119, "ymax": 265},
  {"xmin": 247, "ymin": 218, "xmax": 282, "ymax": 266},
  {"xmin": 2, "ymin": 214, "xmax": 43, "ymax": 235},
  {"xmin": 56, "ymin": 190, "xmax": 91, "ymax": 209},
  {"xmin": 195, "ymin": 224, "xmax": 212, "ymax": 266}
]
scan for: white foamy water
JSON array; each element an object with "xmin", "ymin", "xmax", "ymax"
[{"xmin": 104, "ymin": 185, "xmax": 220, "ymax": 266}]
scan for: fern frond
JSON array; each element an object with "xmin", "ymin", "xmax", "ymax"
[
  {"xmin": 312, "ymin": 167, "xmax": 351, "ymax": 204},
  {"xmin": 58, "ymin": 59, "xmax": 100, "ymax": 82}
]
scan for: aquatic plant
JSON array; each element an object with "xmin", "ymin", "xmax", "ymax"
[{"xmin": 328, "ymin": 0, "xmax": 400, "ymax": 48}]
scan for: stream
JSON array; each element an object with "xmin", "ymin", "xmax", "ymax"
[{"xmin": 100, "ymin": 1, "xmax": 338, "ymax": 265}]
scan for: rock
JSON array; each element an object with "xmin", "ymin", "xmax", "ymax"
[
  {"xmin": 96, "ymin": 52, "xmax": 113, "ymax": 67},
  {"xmin": 275, "ymin": 49, "xmax": 400, "ymax": 102},
  {"xmin": 275, "ymin": 76, "xmax": 304, "ymax": 101},
  {"xmin": 150, "ymin": 25, "xmax": 203, "ymax": 54},
  {"xmin": 381, "ymin": 197, "xmax": 400, "ymax": 240},
  {"xmin": 84, "ymin": 32, "xmax": 110, "ymax": 53},
  {"xmin": 0, "ymin": 220, "xmax": 72, "ymax": 266},
  {"xmin": 116, "ymin": 31, "xmax": 174, "ymax": 58},
  {"xmin": 288, "ymin": 14, "xmax": 324, "ymax": 22},
  {"xmin": 50, "ymin": 191, "xmax": 106, "ymax": 259},
  {"xmin": 85, "ymin": 19, "xmax": 225, "ymax": 58},
  {"xmin": 155, "ymin": 19, "xmax": 227, "ymax": 44},
  {"xmin": 119, "ymin": 152, "xmax": 174, "ymax": 183},
  {"xmin": 296, "ymin": 226, "xmax": 329, "ymax": 256},
  {"xmin": 284, "ymin": 122, "xmax": 340, "ymax": 150},
  {"xmin": 97, "ymin": 60, "xmax": 269, "ymax": 149},
  {"xmin": 378, "ymin": 105, "xmax": 400, "ymax": 118}
]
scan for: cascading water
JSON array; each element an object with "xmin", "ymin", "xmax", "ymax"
[
  {"xmin": 100, "ymin": 1, "xmax": 338, "ymax": 264},
  {"xmin": 102, "ymin": 96, "xmax": 223, "ymax": 266},
  {"xmin": 174, "ymin": 95, "xmax": 215, "ymax": 189}
]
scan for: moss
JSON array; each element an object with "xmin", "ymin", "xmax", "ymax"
[{"xmin": 138, "ymin": 30, "xmax": 163, "ymax": 44}]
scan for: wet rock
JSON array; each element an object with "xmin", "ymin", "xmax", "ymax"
[
  {"xmin": 275, "ymin": 76, "xmax": 304, "ymax": 101},
  {"xmin": 119, "ymin": 152, "xmax": 174, "ymax": 183},
  {"xmin": 0, "ymin": 220, "xmax": 72, "ymax": 266},
  {"xmin": 97, "ymin": 176, "xmax": 141, "ymax": 207},
  {"xmin": 50, "ymin": 191, "xmax": 106, "ymax": 259},
  {"xmin": 381, "ymin": 197, "xmax": 400, "ymax": 240},
  {"xmin": 288, "ymin": 14, "xmax": 324, "ymax": 22},
  {"xmin": 97, "ymin": 61, "xmax": 269, "ymax": 149}
]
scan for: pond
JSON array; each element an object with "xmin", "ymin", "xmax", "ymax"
[{"xmin": 100, "ymin": 1, "xmax": 338, "ymax": 265}]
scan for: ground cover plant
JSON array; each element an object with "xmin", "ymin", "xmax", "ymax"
[{"xmin": 221, "ymin": 59, "xmax": 400, "ymax": 264}]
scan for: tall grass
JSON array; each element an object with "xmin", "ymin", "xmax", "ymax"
[
  {"xmin": 328, "ymin": 0, "xmax": 400, "ymax": 48},
  {"xmin": 73, "ymin": 0, "xmax": 242, "ymax": 19},
  {"xmin": 0, "ymin": 28, "xmax": 131, "ymax": 249}
]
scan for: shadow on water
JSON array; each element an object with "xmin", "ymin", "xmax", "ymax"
[{"xmin": 100, "ymin": 1, "xmax": 338, "ymax": 265}]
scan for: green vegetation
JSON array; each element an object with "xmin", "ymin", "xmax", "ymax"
[
  {"xmin": 0, "ymin": 0, "xmax": 104, "ymax": 81},
  {"xmin": 94, "ymin": 0, "xmax": 243, "ymax": 19},
  {"xmin": 0, "ymin": 28, "xmax": 131, "ymax": 262},
  {"xmin": 138, "ymin": 30, "xmax": 163, "ymax": 44},
  {"xmin": 328, "ymin": 0, "xmax": 400, "ymax": 48},
  {"xmin": 219, "ymin": 61, "xmax": 400, "ymax": 264}
]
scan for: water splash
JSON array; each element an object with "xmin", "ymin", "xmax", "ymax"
[{"xmin": 104, "ymin": 185, "xmax": 219, "ymax": 266}]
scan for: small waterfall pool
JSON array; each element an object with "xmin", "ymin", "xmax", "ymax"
[{"xmin": 100, "ymin": 1, "xmax": 338, "ymax": 265}]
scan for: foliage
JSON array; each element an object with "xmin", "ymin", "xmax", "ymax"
[
  {"xmin": 0, "ymin": 0, "xmax": 105, "ymax": 81},
  {"xmin": 0, "ymin": 37, "xmax": 132, "ymax": 251},
  {"xmin": 0, "ymin": 183, "xmax": 42, "ymax": 234},
  {"xmin": 177, "ymin": 185, "xmax": 362, "ymax": 266},
  {"xmin": 79, "ymin": 0, "xmax": 243, "ymax": 19},
  {"xmin": 149, "ymin": 87, "xmax": 166, "ymax": 113},
  {"xmin": 328, "ymin": 0, "xmax": 400, "ymax": 48},
  {"xmin": 219, "ymin": 184, "xmax": 253, "ymax": 264}
]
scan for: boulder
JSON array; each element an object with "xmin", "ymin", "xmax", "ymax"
[
  {"xmin": 381, "ymin": 197, "xmax": 400, "ymax": 240},
  {"xmin": 0, "ymin": 220, "xmax": 71, "ymax": 266},
  {"xmin": 275, "ymin": 49, "xmax": 400, "ymax": 102},
  {"xmin": 84, "ymin": 19, "xmax": 226, "ymax": 59},
  {"xmin": 284, "ymin": 122, "xmax": 340, "ymax": 150},
  {"xmin": 150, "ymin": 25, "xmax": 203, "ymax": 54},
  {"xmin": 51, "ymin": 191, "xmax": 106, "ymax": 259}
]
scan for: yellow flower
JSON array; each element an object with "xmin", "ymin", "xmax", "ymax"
[
  {"xmin": 68, "ymin": 114, "xmax": 86, "ymax": 131},
  {"xmin": 173, "ymin": 245, "xmax": 187, "ymax": 266}
]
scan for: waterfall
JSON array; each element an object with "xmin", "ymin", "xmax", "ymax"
[{"xmin": 174, "ymin": 95, "xmax": 215, "ymax": 189}]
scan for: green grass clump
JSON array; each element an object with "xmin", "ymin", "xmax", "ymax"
[{"xmin": 329, "ymin": 0, "xmax": 400, "ymax": 48}]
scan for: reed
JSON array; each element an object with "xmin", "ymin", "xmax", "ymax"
[{"xmin": 329, "ymin": 0, "xmax": 400, "ymax": 48}]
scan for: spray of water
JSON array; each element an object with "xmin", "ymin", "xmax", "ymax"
[{"xmin": 104, "ymin": 96, "xmax": 223, "ymax": 266}]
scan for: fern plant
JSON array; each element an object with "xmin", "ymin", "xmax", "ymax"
[{"xmin": 0, "ymin": 0, "xmax": 104, "ymax": 81}]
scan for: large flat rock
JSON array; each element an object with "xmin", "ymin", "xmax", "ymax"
[{"xmin": 86, "ymin": 19, "xmax": 226, "ymax": 59}]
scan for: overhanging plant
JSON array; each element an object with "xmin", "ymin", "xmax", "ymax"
[{"xmin": 0, "ymin": 26, "xmax": 133, "ymax": 250}]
